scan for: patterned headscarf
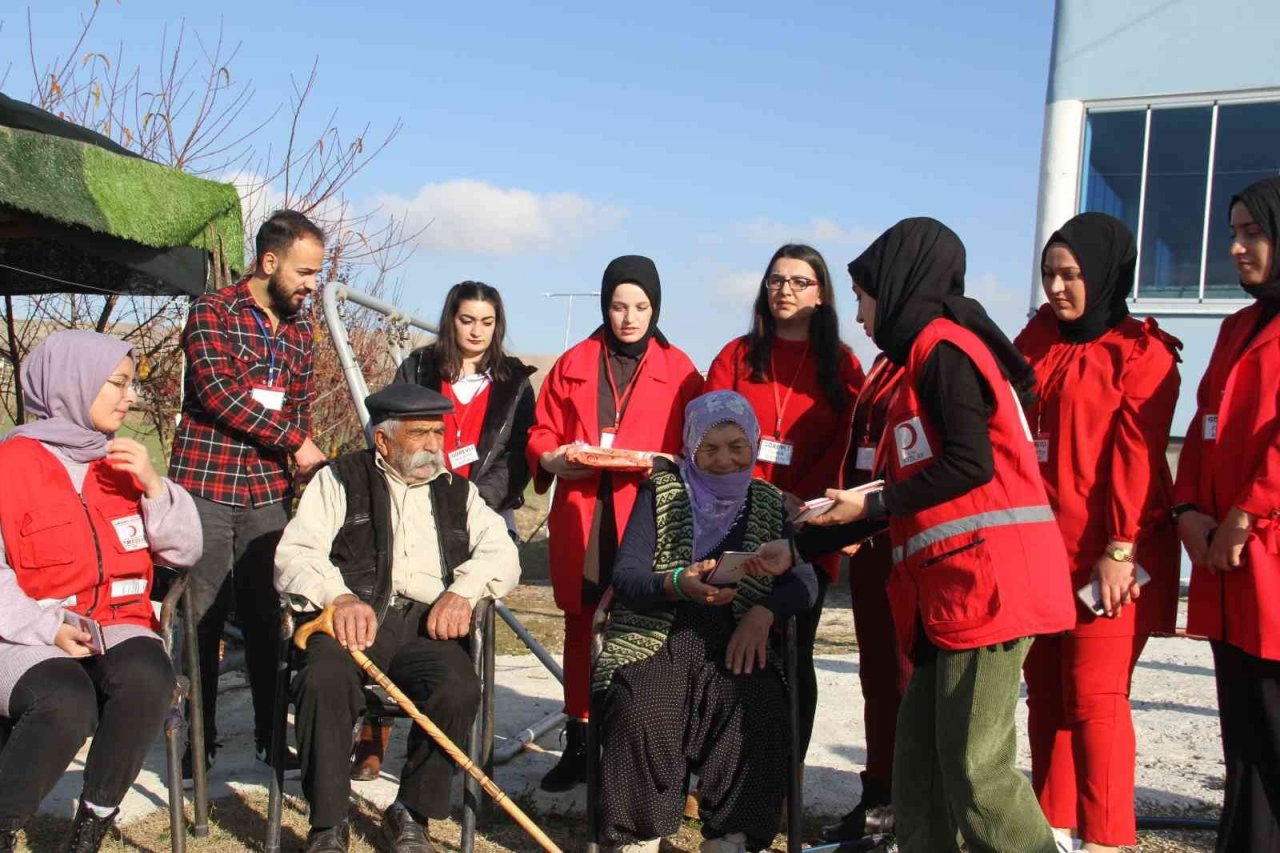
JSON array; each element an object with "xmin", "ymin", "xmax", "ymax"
[{"xmin": 678, "ymin": 390, "xmax": 760, "ymax": 558}]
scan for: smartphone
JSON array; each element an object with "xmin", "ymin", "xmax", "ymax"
[
  {"xmin": 1076, "ymin": 564, "xmax": 1152, "ymax": 615},
  {"xmin": 703, "ymin": 551, "xmax": 756, "ymax": 586},
  {"xmin": 61, "ymin": 610, "xmax": 106, "ymax": 655}
]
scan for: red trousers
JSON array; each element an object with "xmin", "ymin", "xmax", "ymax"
[
  {"xmin": 563, "ymin": 609, "xmax": 594, "ymax": 721},
  {"xmin": 1024, "ymin": 633, "xmax": 1147, "ymax": 847},
  {"xmin": 848, "ymin": 534, "xmax": 911, "ymax": 789}
]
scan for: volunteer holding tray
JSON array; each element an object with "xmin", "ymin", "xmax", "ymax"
[
  {"xmin": 526, "ymin": 255, "xmax": 703, "ymax": 792},
  {"xmin": 593, "ymin": 390, "xmax": 817, "ymax": 853},
  {"xmin": 0, "ymin": 331, "xmax": 203, "ymax": 852},
  {"xmin": 705, "ymin": 242, "xmax": 863, "ymax": 761},
  {"xmin": 750, "ymin": 218, "xmax": 1075, "ymax": 853},
  {"xmin": 1015, "ymin": 213, "xmax": 1181, "ymax": 853}
]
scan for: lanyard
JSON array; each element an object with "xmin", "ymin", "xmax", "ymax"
[
  {"xmin": 249, "ymin": 310, "xmax": 280, "ymax": 385},
  {"xmin": 768, "ymin": 341, "xmax": 811, "ymax": 437},
  {"xmin": 854, "ymin": 359, "xmax": 899, "ymax": 446},
  {"xmin": 604, "ymin": 353, "xmax": 647, "ymax": 430},
  {"xmin": 445, "ymin": 378, "xmax": 489, "ymax": 443}
]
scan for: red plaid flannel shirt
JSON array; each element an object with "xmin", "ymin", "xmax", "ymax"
[{"xmin": 169, "ymin": 278, "xmax": 315, "ymax": 506}]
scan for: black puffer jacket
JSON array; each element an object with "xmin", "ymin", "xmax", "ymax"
[{"xmin": 393, "ymin": 345, "xmax": 537, "ymax": 513}]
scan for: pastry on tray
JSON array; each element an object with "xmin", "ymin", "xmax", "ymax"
[{"xmin": 565, "ymin": 443, "xmax": 656, "ymax": 471}]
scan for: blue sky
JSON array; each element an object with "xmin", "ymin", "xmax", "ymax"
[{"xmin": 3, "ymin": 1, "xmax": 1056, "ymax": 368}]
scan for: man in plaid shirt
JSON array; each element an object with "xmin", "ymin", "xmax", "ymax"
[{"xmin": 170, "ymin": 210, "xmax": 328, "ymax": 777}]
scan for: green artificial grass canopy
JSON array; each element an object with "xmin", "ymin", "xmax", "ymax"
[{"xmin": 0, "ymin": 124, "xmax": 244, "ymax": 275}]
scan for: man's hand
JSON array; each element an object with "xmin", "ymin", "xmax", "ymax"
[
  {"xmin": 105, "ymin": 438, "xmax": 164, "ymax": 499},
  {"xmin": 332, "ymin": 594, "xmax": 377, "ymax": 651},
  {"xmin": 426, "ymin": 592, "xmax": 473, "ymax": 640},
  {"xmin": 539, "ymin": 445, "xmax": 594, "ymax": 480},
  {"xmin": 1094, "ymin": 550, "xmax": 1140, "ymax": 618},
  {"xmin": 1206, "ymin": 506, "xmax": 1254, "ymax": 573},
  {"xmin": 1177, "ymin": 510, "xmax": 1218, "ymax": 565},
  {"xmin": 54, "ymin": 622, "xmax": 94, "ymax": 658},
  {"xmin": 295, "ymin": 438, "xmax": 327, "ymax": 476},
  {"xmin": 807, "ymin": 487, "xmax": 869, "ymax": 526},
  {"xmin": 743, "ymin": 539, "xmax": 794, "ymax": 578},
  {"xmin": 726, "ymin": 605, "xmax": 774, "ymax": 675}
]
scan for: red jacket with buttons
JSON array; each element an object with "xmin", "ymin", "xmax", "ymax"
[
  {"xmin": 883, "ymin": 318, "xmax": 1075, "ymax": 654},
  {"xmin": 0, "ymin": 438, "xmax": 157, "ymax": 629},
  {"xmin": 1016, "ymin": 307, "xmax": 1182, "ymax": 638},
  {"xmin": 1176, "ymin": 303, "xmax": 1280, "ymax": 659}
]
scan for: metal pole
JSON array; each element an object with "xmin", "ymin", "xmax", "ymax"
[
  {"xmin": 495, "ymin": 601, "xmax": 564, "ymax": 683},
  {"xmin": 540, "ymin": 291, "xmax": 598, "ymax": 353}
]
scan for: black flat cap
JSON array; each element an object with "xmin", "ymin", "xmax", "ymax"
[{"xmin": 365, "ymin": 383, "xmax": 454, "ymax": 426}]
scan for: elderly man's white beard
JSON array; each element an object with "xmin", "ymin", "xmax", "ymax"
[{"xmin": 386, "ymin": 447, "xmax": 447, "ymax": 483}]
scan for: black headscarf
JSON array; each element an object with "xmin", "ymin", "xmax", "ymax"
[
  {"xmin": 1042, "ymin": 212, "xmax": 1135, "ymax": 343},
  {"xmin": 597, "ymin": 254, "xmax": 667, "ymax": 357},
  {"xmin": 1230, "ymin": 175, "xmax": 1280, "ymax": 305},
  {"xmin": 849, "ymin": 217, "xmax": 1037, "ymax": 407}
]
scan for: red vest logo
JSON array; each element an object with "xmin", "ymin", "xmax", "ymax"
[{"xmin": 894, "ymin": 416, "xmax": 933, "ymax": 467}]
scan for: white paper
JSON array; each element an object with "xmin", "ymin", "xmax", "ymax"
[
  {"xmin": 1035, "ymin": 438, "xmax": 1050, "ymax": 463},
  {"xmin": 704, "ymin": 551, "xmax": 755, "ymax": 586},
  {"xmin": 251, "ymin": 385, "xmax": 285, "ymax": 411},
  {"xmin": 448, "ymin": 444, "xmax": 480, "ymax": 468},
  {"xmin": 855, "ymin": 445, "xmax": 876, "ymax": 472},
  {"xmin": 599, "ymin": 429, "xmax": 616, "ymax": 449},
  {"xmin": 758, "ymin": 437, "xmax": 794, "ymax": 465}
]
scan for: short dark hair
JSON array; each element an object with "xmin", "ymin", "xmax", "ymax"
[
  {"xmin": 435, "ymin": 281, "xmax": 511, "ymax": 382},
  {"xmin": 255, "ymin": 210, "xmax": 326, "ymax": 263}
]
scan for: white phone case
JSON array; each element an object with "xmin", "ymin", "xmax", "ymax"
[{"xmin": 1076, "ymin": 564, "xmax": 1152, "ymax": 614}]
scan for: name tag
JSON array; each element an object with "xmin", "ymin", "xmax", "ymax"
[
  {"xmin": 1035, "ymin": 436, "xmax": 1050, "ymax": 464},
  {"xmin": 758, "ymin": 437, "xmax": 794, "ymax": 465},
  {"xmin": 1204, "ymin": 414, "xmax": 1218, "ymax": 441},
  {"xmin": 111, "ymin": 515, "xmax": 149, "ymax": 552},
  {"xmin": 855, "ymin": 445, "xmax": 876, "ymax": 472},
  {"xmin": 600, "ymin": 428, "xmax": 617, "ymax": 449},
  {"xmin": 251, "ymin": 384, "xmax": 286, "ymax": 411},
  {"xmin": 111, "ymin": 578, "xmax": 148, "ymax": 599},
  {"xmin": 448, "ymin": 444, "xmax": 480, "ymax": 468},
  {"xmin": 894, "ymin": 416, "xmax": 934, "ymax": 467}
]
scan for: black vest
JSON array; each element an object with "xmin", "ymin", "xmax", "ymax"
[{"xmin": 326, "ymin": 450, "xmax": 472, "ymax": 620}]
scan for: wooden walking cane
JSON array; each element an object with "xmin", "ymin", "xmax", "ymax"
[{"xmin": 295, "ymin": 606, "xmax": 563, "ymax": 853}]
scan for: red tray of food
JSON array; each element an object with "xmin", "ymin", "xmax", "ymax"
[{"xmin": 565, "ymin": 444, "xmax": 655, "ymax": 471}]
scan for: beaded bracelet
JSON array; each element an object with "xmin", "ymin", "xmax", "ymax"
[{"xmin": 671, "ymin": 567, "xmax": 696, "ymax": 602}]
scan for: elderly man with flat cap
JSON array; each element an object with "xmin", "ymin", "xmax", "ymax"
[{"xmin": 275, "ymin": 383, "xmax": 520, "ymax": 853}]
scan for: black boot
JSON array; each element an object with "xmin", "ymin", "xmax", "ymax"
[
  {"xmin": 0, "ymin": 829, "xmax": 18, "ymax": 853},
  {"xmin": 818, "ymin": 773, "xmax": 892, "ymax": 842},
  {"xmin": 539, "ymin": 719, "xmax": 588, "ymax": 792},
  {"xmin": 61, "ymin": 800, "xmax": 117, "ymax": 853},
  {"xmin": 305, "ymin": 821, "xmax": 350, "ymax": 853}
]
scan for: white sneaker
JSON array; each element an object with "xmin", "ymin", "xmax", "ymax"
[
  {"xmin": 700, "ymin": 832, "xmax": 748, "ymax": 853},
  {"xmin": 612, "ymin": 840, "xmax": 660, "ymax": 853}
]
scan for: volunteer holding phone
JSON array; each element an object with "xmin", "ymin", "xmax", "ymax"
[
  {"xmin": 594, "ymin": 390, "xmax": 817, "ymax": 853},
  {"xmin": 1175, "ymin": 175, "xmax": 1280, "ymax": 852},
  {"xmin": 526, "ymin": 255, "xmax": 703, "ymax": 791},
  {"xmin": 751, "ymin": 218, "xmax": 1075, "ymax": 853},
  {"xmin": 705, "ymin": 243, "xmax": 863, "ymax": 761},
  {"xmin": 0, "ymin": 331, "xmax": 202, "ymax": 852},
  {"xmin": 1016, "ymin": 213, "xmax": 1181, "ymax": 853}
]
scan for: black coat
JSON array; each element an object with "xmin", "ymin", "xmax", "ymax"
[{"xmin": 393, "ymin": 346, "xmax": 537, "ymax": 513}]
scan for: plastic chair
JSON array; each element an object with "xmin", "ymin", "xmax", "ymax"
[{"xmin": 264, "ymin": 597, "xmax": 496, "ymax": 853}]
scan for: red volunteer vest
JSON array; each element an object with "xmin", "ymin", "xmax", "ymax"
[
  {"xmin": 882, "ymin": 319, "xmax": 1074, "ymax": 654},
  {"xmin": 0, "ymin": 438, "xmax": 156, "ymax": 629}
]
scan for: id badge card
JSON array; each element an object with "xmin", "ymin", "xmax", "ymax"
[
  {"xmin": 1204, "ymin": 414, "xmax": 1218, "ymax": 441},
  {"xmin": 855, "ymin": 445, "xmax": 876, "ymax": 472},
  {"xmin": 251, "ymin": 384, "xmax": 286, "ymax": 411},
  {"xmin": 758, "ymin": 437, "xmax": 794, "ymax": 465},
  {"xmin": 110, "ymin": 514, "xmax": 149, "ymax": 552},
  {"xmin": 600, "ymin": 428, "xmax": 617, "ymax": 449},
  {"xmin": 448, "ymin": 444, "xmax": 480, "ymax": 469},
  {"xmin": 1034, "ymin": 435, "xmax": 1050, "ymax": 464}
]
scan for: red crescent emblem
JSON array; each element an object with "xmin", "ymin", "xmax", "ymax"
[{"xmin": 896, "ymin": 422, "xmax": 918, "ymax": 451}]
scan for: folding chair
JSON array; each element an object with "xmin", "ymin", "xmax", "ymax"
[
  {"xmin": 584, "ymin": 589, "xmax": 804, "ymax": 853},
  {"xmin": 264, "ymin": 597, "xmax": 496, "ymax": 853}
]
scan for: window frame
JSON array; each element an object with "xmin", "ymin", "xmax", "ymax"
[{"xmin": 1077, "ymin": 88, "xmax": 1280, "ymax": 317}]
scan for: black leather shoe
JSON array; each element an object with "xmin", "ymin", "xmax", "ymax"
[
  {"xmin": 380, "ymin": 803, "xmax": 435, "ymax": 852},
  {"xmin": 305, "ymin": 821, "xmax": 351, "ymax": 853},
  {"xmin": 61, "ymin": 800, "xmax": 117, "ymax": 853},
  {"xmin": 0, "ymin": 828, "xmax": 18, "ymax": 853},
  {"xmin": 818, "ymin": 775, "xmax": 892, "ymax": 843},
  {"xmin": 539, "ymin": 719, "xmax": 588, "ymax": 792}
]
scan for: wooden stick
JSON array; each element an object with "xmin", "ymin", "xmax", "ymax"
[{"xmin": 296, "ymin": 606, "xmax": 563, "ymax": 853}]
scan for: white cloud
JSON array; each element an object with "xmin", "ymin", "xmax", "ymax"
[
  {"xmin": 377, "ymin": 180, "xmax": 626, "ymax": 255},
  {"xmin": 713, "ymin": 269, "xmax": 763, "ymax": 300},
  {"xmin": 735, "ymin": 217, "xmax": 879, "ymax": 249}
]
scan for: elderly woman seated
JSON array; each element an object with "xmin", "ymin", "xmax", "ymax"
[
  {"xmin": 0, "ymin": 331, "xmax": 202, "ymax": 853},
  {"xmin": 593, "ymin": 390, "xmax": 817, "ymax": 853}
]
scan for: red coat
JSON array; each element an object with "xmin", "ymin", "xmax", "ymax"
[
  {"xmin": 883, "ymin": 318, "xmax": 1075, "ymax": 654},
  {"xmin": 1015, "ymin": 307, "xmax": 1181, "ymax": 637},
  {"xmin": 526, "ymin": 333, "xmax": 703, "ymax": 613},
  {"xmin": 704, "ymin": 335, "xmax": 864, "ymax": 581},
  {"xmin": 1176, "ymin": 303, "xmax": 1280, "ymax": 659},
  {"xmin": 0, "ymin": 438, "xmax": 157, "ymax": 629}
]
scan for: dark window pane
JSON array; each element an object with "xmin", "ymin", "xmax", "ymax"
[
  {"xmin": 1081, "ymin": 110, "xmax": 1145, "ymax": 237},
  {"xmin": 1206, "ymin": 102, "xmax": 1280, "ymax": 297},
  {"xmin": 1139, "ymin": 107, "xmax": 1212, "ymax": 299}
]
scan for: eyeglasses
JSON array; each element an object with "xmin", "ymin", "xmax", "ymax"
[
  {"xmin": 105, "ymin": 378, "xmax": 142, "ymax": 395},
  {"xmin": 764, "ymin": 274, "xmax": 819, "ymax": 293}
]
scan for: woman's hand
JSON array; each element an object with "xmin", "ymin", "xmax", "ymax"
[
  {"xmin": 725, "ymin": 605, "xmax": 774, "ymax": 675},
  {"xmin": 1205, "ymin": 507, "xmax": 1254, "ymax": 573},
  {"xmin": 106, "ymin": 438, "xmax": 164, "ymax": 499},
  {"xmin": 674, "ymin": 559, "xmax": 737, "ymax": 606},
  {"xmin": 539, "ymin": 445, "xmax": 594, "ymax": 480},
  {"xmin": 806, "ymin": 488, "xmax": 869, "ymax": 527},
  {"xmin": 54, "ymin": 622, "xmax": 94, "ymax": 658},
  {"xmin": 1176, "ymin": 510, "xmax": 1217, "ymax": 565},
  {"xmin": 1094, "ymin": 549, "xmax": 1140, "ymax": 618},
  {"xmin": 743, "ymin": 539, "xmax": 794, "ymax": 577}
]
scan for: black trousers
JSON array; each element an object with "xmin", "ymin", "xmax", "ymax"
[
  {"xmin": 1212, "ymin": 640, "xmax": 1280, "ymax": 853},
  {"xmin": 794, "ymin": 569, "xmax": 831, "ymax": 762},
  {"xmin": 0, "ymin": 638, "xmax": 173, "ymax": 830},
  {"xmin": 187, "ymin": 495, "xmax": 287, "ymax": 750},
  {"xmin": 292, "ymin": 601, "xmax": 480, "ymax": 828}
]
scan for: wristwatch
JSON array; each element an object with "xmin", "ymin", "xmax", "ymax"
[{"xmin": 1105, "ymin": 546, "xmax": 1134, "ymax": 563}]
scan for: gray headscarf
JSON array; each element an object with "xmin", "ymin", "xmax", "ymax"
[{"xmin": 6, "ymin": 330, "xmax": 135, "ymax": 462}]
